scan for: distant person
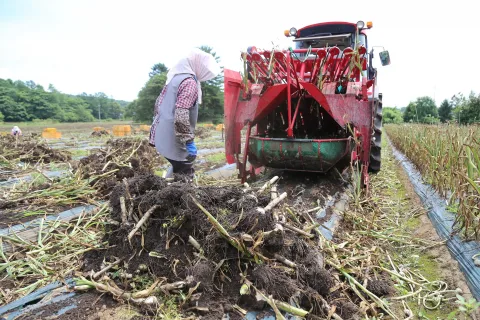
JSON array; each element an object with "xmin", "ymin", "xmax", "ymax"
[
  {"xmin": 11, "ymin": 126, "xmax": 22, "ymax": 136},
  {"xmin": 149, "ymin": 48, "xmax": 220, "ymax": 180}
]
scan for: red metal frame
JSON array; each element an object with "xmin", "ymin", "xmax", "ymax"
[
  {"xmin": 240, "ymin": 122, "xmax": 252, "ymax": 183},
  {"xmin": 224, "ymin": 25, "xmax": 376, "ymax": 187}
]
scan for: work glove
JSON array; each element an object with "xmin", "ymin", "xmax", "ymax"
[{"xmin": 185, "ymin": 140, "xmax": 197, "ymax": 162}]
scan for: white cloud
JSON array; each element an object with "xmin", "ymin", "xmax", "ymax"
[{"xmin": 1, "ymin": 0, "xmax": 478, "ymax": 108}]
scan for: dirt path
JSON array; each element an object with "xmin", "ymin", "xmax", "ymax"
[
  {"xmin": 394, "ymin": 147, "xmax": 473, "ymax": 299},
  {"xmin": 359, "ymin": 135, "xmax": 480, "ymax": 319}
]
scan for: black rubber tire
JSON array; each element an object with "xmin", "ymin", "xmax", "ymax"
[{"xmin": 369, "ymin": 93, "xmax": 382, "ymax": 173}]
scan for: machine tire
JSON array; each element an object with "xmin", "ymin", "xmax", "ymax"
[{"xmin": 369, "ymin": 93, "xmax": 382, "ymax": 173}]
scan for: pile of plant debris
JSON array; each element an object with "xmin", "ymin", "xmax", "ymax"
[
  {"xmin": 78, "ymin": 173, "xmax": 387, "ymax": 320},
  {"xmin": 91, "ymin": 129, "xmax": 110, "ymax": 137},
  {"xmin": 195, "ymin": 126, "xmax": 214, "ymax": 139},
  {"xmin": 0, "ymin": 172, "xmax": 98, "ymax": 227},
  {"xmin": 73, "ymin": 137, "xmax": 166, "ymax": 197},
  {"xmin": 0, "ymin": 135, "xmax": 71, "ymax": 165}
]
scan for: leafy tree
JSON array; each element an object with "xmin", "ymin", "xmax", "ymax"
[
  {"xmin": 126, "ymin": 61, "xmax": 169, "ymax": 121},
  {"xmin": 0, "ymin": 95, "xmax": 30, "ymax": 121},
  {"xmin": 124, "ymin": 100, "xmax": 137, "ymax": 119},
  {"xmin": 25, "ymin": 80, "xmax": 37, "ymax": 90},
  {"xmin": 451, "ymin": 93, "xmax": 466, "ymax": 124},
  {"xmin": 77, "ymin": 92, "xmax": 125, "ymax": 120},
  {"xmin": 126, "ymin": 46, "xmax": 224, "ymax": 124},
  {"xmin": 149, "ymin": 63, "xmax": 168, "ymax": 78},
  {"xmin": 461, "ymin": 91, "xmax": 480, "ymax": 124},
  {"xmin": 450, "ymin": 92, "xmax": 480, "ymax": 125},
  {"xmin": 14, "ymin": 80, "xmax": 29, "ymax": 91},
  {"xmin": 403, "ymin": 102, "xmax": 417, "ymax": 123},
  {"xmin": 0, "ymin": 111, "xmax": 4, "ymax": 122},
  {"xmin": 48, "ymin": 84, "xmax": 59, "ymax": 93},
  {"xmin": 0, "ymin": 79, "xmax": 13, "ymax": 87},
  {"xmin": 438, "ymin": 99, "xmax": 453, "ymax": 123},
  {"xmin": 115, "ymin": 100, "xmax": 130, "ymax": 108},
  {"xmin": 55, "ymin": 96, "xmax": 95, "ymax": 122},
  {"xmin": 383, "ymin": 107, "xmax": 403, "ymax": 124},
  {"xmin": 25, "ymin": 88, "xmax": 61, "ymax": 120},
  {"xmin": 132, "ymin": 73, "xmax": 167, "ymax": 122},
  {"xmin": 197, "ymin": 45, "xmax": 224, "ymax": 123},
  {"xmin": 0, "ymin": 77, "xmax": 128, "ymax": 122},
  {"xmin": 403, "ymin": 96, "xmax": 439, "ymax": 123},
  {"xmin": 104, "ymin": 101, "xmax": 123, "ymax": 119},
  {"xmin": 423, "ymin": 114, "xmax": 440, "ymax": 124}
]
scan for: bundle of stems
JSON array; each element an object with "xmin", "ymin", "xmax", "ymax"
[
  {"xmin": 0, "ymin": 203, "xmax": 108, "ymax": 304},
  {"xmin": 1, "ymin": 172, "xmax": 100, "ymax": 211}
]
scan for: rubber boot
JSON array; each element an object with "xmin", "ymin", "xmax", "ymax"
[{"xmin": 164, "ymin": 166, "xmax": 173, "ymax": 179}]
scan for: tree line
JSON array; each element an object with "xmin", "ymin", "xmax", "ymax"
[
  {"xmin": 382, "ymin": 90, "xmax": 480, "ymax": 125},
  {"xmin": 0, "ymin": 79, "xmax": 128, "ymax": 123},
  {"xmin": 3, "ymin": 46, "xmax": 477, "ymax": 127},
  {"xmin": 0, "ymin": 45, "xmax": 224, "ymax": 125},
  {"xmin": 125, "ymin": 46, "xmax": 224, "ymax": 124}
]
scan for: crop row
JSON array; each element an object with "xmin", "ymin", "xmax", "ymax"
[{"xmin": 386, "ymin": 124, "xmax": 480, "ymax": 240}]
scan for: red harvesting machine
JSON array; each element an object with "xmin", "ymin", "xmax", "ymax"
[{"xmin": 223, "ymin": 20, "xmax": 391, "ymax": 187}]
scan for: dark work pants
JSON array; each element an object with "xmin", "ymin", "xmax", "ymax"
[{"xmin": 165, "ymin": 157, "xmax": 195, "ymax": 177}]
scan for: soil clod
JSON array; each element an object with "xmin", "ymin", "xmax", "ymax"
[
  {"xmin": 91, "ymin": 130, "xmax": 110, "ymax": 137},
  {"xmin": 366, "ymin": 278, "xmax": 393, "ymax": 297}
]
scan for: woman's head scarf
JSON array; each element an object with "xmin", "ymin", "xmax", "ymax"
[{"xmin": 165, "ymin": 48, "xmax": 221, "ymax": 104}]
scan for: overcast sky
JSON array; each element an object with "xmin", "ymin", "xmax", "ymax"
[{"xmin": 1, "ymin": 0, "xmax": 478, "ymax": 108}]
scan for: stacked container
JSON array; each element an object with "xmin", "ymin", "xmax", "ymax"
[
  {"xmin": 112, "ymin": 125, "xmax": 132, "ymax": 137},
  {"xmin": 42, "ymin": 128, "xmax": 62, "ymax": 139}
]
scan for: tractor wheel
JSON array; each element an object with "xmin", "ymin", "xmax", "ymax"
[{"xmin": 369, "ymin": 93, "xmax": 383, "ymax": 173}]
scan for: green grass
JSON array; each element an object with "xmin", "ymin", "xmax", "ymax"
[
  {"xmin": 29, "ymin": 172, "xmax": 49, "ymax": 187},
  {"xmin": 204, "ymin": 152, "xmax": 226, "ymax": 165},
  {"xmin": 155, "ymin": 297, "xmax": 184, "ymax": 319},
  {"xmin": 196, "ymin": 140, "xmax": 224, "ymax": 149},
  {"xmin": 69, "ymin": 149, "xmax": 89, "ymax": 157},
  {"xmin": 23, "ymin": 210, "xmax": 48, "ymax": 217}
]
